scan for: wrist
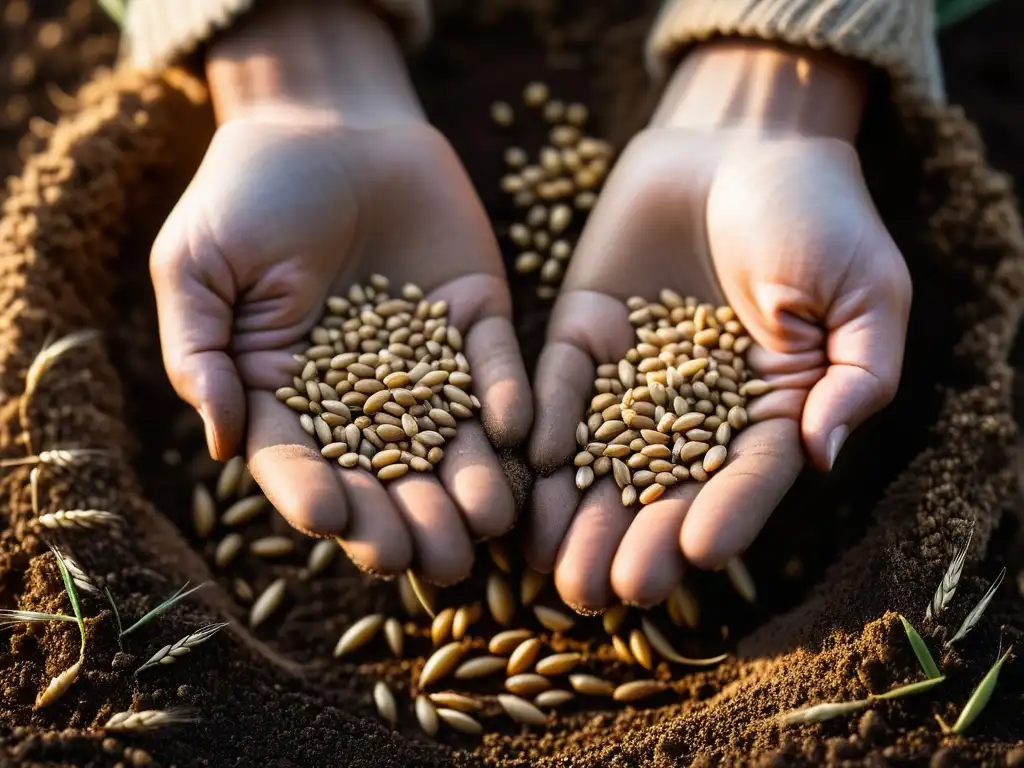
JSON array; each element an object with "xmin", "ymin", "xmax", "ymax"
[
  {"xmin": 206, "ymin": 0, "xmax": 424, "ymax": 128},
  {"xmin": 650, "ymin": 39, "xmax": 867, "ymax": 142}
]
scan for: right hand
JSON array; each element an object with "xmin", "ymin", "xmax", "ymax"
[{"xmin": 151, "ymin": 1, "xmax": 531, "ymax": 586}]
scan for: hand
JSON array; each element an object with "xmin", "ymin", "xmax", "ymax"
[
  {"xmin": 525, "ymin": 40, "xmax": 911, "ymax": 611},
  {"xmin": 151, "ymin": 0, "xmax": 531, "ymax": 586}
]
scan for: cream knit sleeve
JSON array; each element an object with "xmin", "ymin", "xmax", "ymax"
[
  {"xmin": 645, "ymin": 0, "xmax": 945, "ymax": 103},
  {"xmin": 122, "ymin": 0, "xmax": 433, "ymax": 70}
]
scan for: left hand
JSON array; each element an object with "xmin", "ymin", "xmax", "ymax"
[{"xmin": 525, "ymin": 40, "xmax": 912, "ymax": 611}]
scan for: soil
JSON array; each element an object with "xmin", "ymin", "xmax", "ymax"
[{"xmin": 2, "ymin": 1, "xmax": 1024, "ymax": 767}]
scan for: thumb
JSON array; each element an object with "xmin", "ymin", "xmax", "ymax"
[
  {"xmin": 150, "ymin": 209, "xmax": 246, "ymax": 461},
  {"xmin": 801, "ymin": 255, "xmax": 911, "ymax": 471}
]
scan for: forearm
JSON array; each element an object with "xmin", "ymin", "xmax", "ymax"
[
  {"xmin": 206, "ymin": 0, "xmax": 424, "ymax": 126},
  {"xmin": 650, "ymin": 39, "xmax": 867, "ymax": 141}
]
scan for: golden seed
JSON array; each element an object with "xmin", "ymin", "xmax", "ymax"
[
  {"xmin": 234, "ymin": 578, "xmax": 254, "ymax": 603},
  {"xmin": 453, "ymin": 655, "xmax": 507, "ymax": 679},
  {"xmin": 680, "ymin": 441, "xmax": 710, "ymax": 462},
  {"xmin": 690, "ymin": 463, "xmax": 709, "ymax": 482},
  {"xmin": 641, "ymin": 616, "xmax": 728, "ymax": 667},
  {"xmin": 727, "ymin": 406, "xmax": 748, "ymax": 429},
  {"xmin": 334, "ymin": 614, "xmax": 385, "ymax": 658},
  {"xmin": 214, "ymin": 533, "xmax": 243, "ymax": 568},
  {"xmin": 703, "ymin": 445, "xmax": 728, "ymax": 472},
  {"xmin": 221, "ymin": 495, "xmax": 266, "ymax": 527},
  {"xmin": 740, "ymin": 379, "xmax": 770, "ymax": 396},
  {"xmin": 452, "ymin": 603, "xmax": 480, "ymax": 640},
  {"xmin": 505, "ymin": 673, "xmax": 552, "ymax": 696},
  {"xmin": 216, "ymin": 456, "xmax": 246, "ymax": 501},
  {"xmin": 191, "ymin": 484, "xmax": 216, "ymax": 538},
  {"xmin": 534, "ymin": 689, "xmax": 575, "ymax": 708},
  {"xmin": 612, "ymin": 634, "xmax": 634, "ymax": 664},
  {"xmin": 436, "ymin": 708, "xmax": 483, "ymax": 735},
  {"xmin": 415, "ymin": 695, "xmax": 439, "ymax": 737},
  {"xmin": 339, "ymin": 452, "xmax": 360, "ymax": 468},
  {"xmin": 431, "ymin": 607, "xmax": 456, "ymax": 647},
  {"xmin": 612, "ymin": 680, "xmax": 668, "ymax": 702},
  {"xmin": 535, "ymin": 652, "xmax": 582, "ymax": 676},
  {"xmin": 276, "ymin": 386, "xmax": 299, "ymax": 401},
  {"xmin": 591, "ymin": 393, "xmax": 617, "ymax": 411},
  {"xmin": 250, "ymin": 536, "xmax": 294, "ymax": 558},
  {"xmin": 507, "ymin": 637, "xmax": 542, "ymax": 676},
  {"xmin": 668, "ymin": 583, "xmax": 700, "ymax": 628},
  {"xmin": 498, "ymin": 694, "xmax": 548, "ymax": 726},
  {"xmin": 374, "ymin": 682, "xmax": 398, "ymax": 729},
  {"xmin": 575, "ymin": 191, "xmax": 597, "ymax": 210},
  {"xmin": 603, "ymin": 604, "xmax": 628, "ymax": 635},
  {"xmin": 487, "ymin": 571, "xmax": 515, "ymax": 626},
  {"xmin": 377, "ymin": 463, "xmax": 409, "ymax": 481},
  {"xmin": 419, "ymin": 641, "xmax": 466, "ymax": 688},
  {"xmin": 549, "ymin": 204, "xmax": 572, "ymax": 234},
  {"xmin": 622, "ymin": 483, "xmax": 638, "ymax": 506},
  {"xmin": 534, "ymin": 605, "xmax": 575, "ymax": 633},
  {"xmin": 304, "ymin": 539, "xmax": 338, "ymax": 578},
  {"xmin": 523, "ymin": 81, "xmax": 550, "ymax": 107},
  {"xmin": 629, "ymin": 628, "xmax": 655, "ymax": 670},
  {"xmin": 569, "ymin": 674, "xmax": 615, "ymax": 696},
  {"xmin": 489, "ymin": 629, "xmax": 535, "ymax": 656},
  {"xmin": 575, "ymin": 465, "xmax": 595, "ymax": 490},
  {"xmin": 384, "ymin": 617, "xmax": 404, "ymax": 657},
  {"xmin": 249, "ymin": 577, "xmax": 287, "ymax": 629},
  {"xmin": 574, "ymin": 451, "xmax": 594, "ymax": 467},
  {"xmin": 594, "ymin": 420, "xmax": 626, "ymax": 441},
  {"xmin": 406, "ymin": 570, "xmax": 437, "ymax": 618},
  {"xmin": 639, "ymin": 483, "xmax": 665, "ymax": 505},
  {"xmin": 725, "ymin": 557, "xmax": 757, "ymax": 603},
  {"xmin": 504, "ymin": 147, "xmax": 527, "ymax": 168},
  {"xmin": 655, "ymin": 472, "xmax": 677, "ymax": 487},
  {"xmin": 551, "ymin": 240, "xmax": 573, "ymax": 261},
  {"xmin": 429, "ymin": 692, "xmax": 482, "ymax": 712},
  {"xmin": 427, "ymin": 447, "xmax": 445, "ymax": 464}
]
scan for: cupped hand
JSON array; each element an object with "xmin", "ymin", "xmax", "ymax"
[
  {"xmin": 152, "ymin": 109, "xmax": 531, "ymax": 586},
  {"xmin": 525, "ymin": 41, "xmax": 911, "ymax": 612}
]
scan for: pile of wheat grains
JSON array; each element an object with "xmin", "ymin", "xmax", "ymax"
[
  {"xmin": 276, "ymin": 275, "xmax": 479, "ymax": 481},
  {"xmin": 575, "ymin": 292, "xmax": 770, "ymax": 507}
]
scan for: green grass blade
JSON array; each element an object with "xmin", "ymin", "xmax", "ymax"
[
  {"xmin": 952, "ymin": 645, "xmax": 1014, "ymax": 734},
  {"xmin": 104, "ymin": 587, "xmax": 123, "ymax": 636},
  {"xmin": 97, "ymin": 0, "xmax": 126, "ymax": 26},
  {"xmin": 50, "ymin": 547, "xmax": 86, "ymax": 655},
  {"xmin": 869, "ymin": 675, "xmax": 946, "ymax": 701},
  {"xmin": 899, "ymin": 614, "xmax": 942, "ymax": 679},
  {"xmin": 120, "ymin": 582, "xmax": 208, "ymax": 637},
  {"xmin": 946, "ymin": 567, "xmax": 1006, "ymax": 648}
]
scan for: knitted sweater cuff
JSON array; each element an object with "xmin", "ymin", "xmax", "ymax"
[
  {"xmin": 123, "ymin": 0, "xmax": 433, "ymax": 70},
  {"xmin": 645, "ymin": 0, "xmax": 945, "ymax": 103}
]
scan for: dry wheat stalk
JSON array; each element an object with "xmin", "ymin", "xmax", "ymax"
[
  {"xmin": 135, "ymin": 622, "xmax": 229, "ymax": 674},
  {"xmin": 1, "ymin": 448, "xmax": 108, "ymax": 469},
  {"xmin": 103, "ymin": 708, "xmax": 198, "ymax": 732},
  {"xmin": 34, "ymin": 509, "xmax": 120, "ymax": 531}
]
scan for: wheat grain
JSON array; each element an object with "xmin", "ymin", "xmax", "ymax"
[
  {"xmin": 334, "ymin": 614, "xmax": 385, "ymax": 658},
  {"xmin": 304, "ymin": 539, "xmax": 338, "ymax": 579},
  {"xmin": 667, "ymin": 583, "xmax": 700, "ymax": 628},
  {"xmin": 383, "ymin": 618, "xmax": 404, "ymax": 658},
  {"xmin": 374, "ymin": 681, "xmax": 398, "ymax": 728},
  {"xmin": 533, "ymin": 605, "xmax": 574, "ymax": 632},
  {"xmin": 489, "ymin": 629, "xmax": 534, "ymax": 655},
  {"xmin": 429, "ymin": 692, "xmax": 482, "ymax": 712},
  {"xmin": 135, "ymin": 622, "xmax": 229, "ymax": 674},
  {"xmin": 498, "ymin": 694, "xmax": 548, "ymax": 726},
  {"xmin": 191, "ymin": 484, "xmax": 216, "ymax": 537},
  {"xmin": 103, "ymin": 708, "xmax": 198, "ymax": 732},
  {"xmin": 58, "ymin": 551, "xmax": 98, "ymax": 595},
  {"xmin": 725, "ymin": 557, "xmax": 756, "ymax": 603},
  {"xmin": 454, "ymin": 655, "xmax": 507, "ymax": 679},
  {"xmin": 569, "ymin": 674, "xmax": 615, "ymax": 696},
  {"xmin": 419, "ymin": 641, "xmax": 466, "ymax": 688},
  {"xmin": 612, "ymin": 680, "xmax": 668, "ymax": 702},
  {"xmin": 487, "ymin": 540, "xmax": 511, "ymax": 573},
  {"xmin": 249, "ymin": 578, "xmax": 287, "ymax": 628},
  {"xmin": 629, "ymin": 629, "xmax": 655, "ymax": 670},
  {"xmin": 415, "ymin": 695, "xmax": 440, "ymax": 737},
  {"xmin": 927, "ymin": 524, "xmax": 973, "ymax": 621},
  {"xmin": 778, "ymin": 699, "xmax": 869, "ymax": 726},
  {"xmin": 249, "ymin": 536, "xmax": 294, "ymax": 558},
  {"xmin": 602, "ymin": 605, "xmax": 628, "ymax": 635},
  {"xmin": 487, "ymin": 571, "xmax": 515, "ymax": 626},
  {"xmin": 534, "ymin": 689, "xmax": 575, "ymax": 708},
  {"xmin": 612, "ymin": 635, "xmax": 634, "ymax": 664},
  {"xmin": 33, "ymin": 656, "xmax": 82, "ymax": 709},
  {"xmin": 507, "ymin": 637, "xmax": 542, "ymax": 676},
  {"xmin": 221, "ymin": 496, "xmax": 267, "ymax": 527},
  {"xmin": 431, "ymin": 607, "xmax": 456, "ymax": 647},
  {"xmin": 535, "ymin": 652, "xmax": 581, "ymax": 676},
  {"xmin": 436, "ymin": 708, "xmax": 483, "ymax": 735},
  {"xmin": 216, "ymin": 456, "xmax": 246, "ymax": 501},
  {"xmin": 520, "ymin": 568, "xmax": 546, "ymax": 606},
  {"xmin": 215, "ymin": 533, "xmax": 243, "ymax": 568},
  {"xmin": 505, "ymin": 673, "xmax": 552, "ymax": 696},
  {"xmin": 406, "ymin": 570, "xmax": 436, "ymax": 618},
  {"xmin": 34, "ymin": 509, "xmax": 120, "ymax": 531},
  {"xmin": 452, "ymin": 603, "xmax": 480, "ymax": 640}
]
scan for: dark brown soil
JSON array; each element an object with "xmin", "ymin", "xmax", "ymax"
[{"xmin": 2, "ymin": 2, "xmax": 1024, "ymax": 767}]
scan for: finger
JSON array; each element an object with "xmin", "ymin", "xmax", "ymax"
[
  {"xmin": 151, "ymin": 215, "xmax": 244, "ymax": 460},
  {"xmin": 802, "ymin": 276, "xmax": 910, "ymax": 470},
  {"xmin": 246, "ymin": 390, "xmax": 349, "ymax": 535},
  {"xmin": 527, "ymin": 341, "xmax": 593, "ymax": 473},
  {"xmin": 610, "ymin": 483, "xmax": 701, "ymax": 607},
  {"xmin": 680, "ymin": 419, "xmax": 803, "ymax": 569},
  {"xmin": 523, "ymin": 467, "xmax": 579, "ymax": 573},
  {"xmin": 431, "ymin": 275, "xmax": 531, "ymax": 448},
  {"xmin": 554, "ymin": 479, "xmax": 633, "ymax": 612},
  {"xmin": 336, "ymin": 468, "xmax": 413, "ymax": 575},
  {"xmin": 464, "ymin": 316, "xmax": 532, "ymax": 448},
  {"xmin": 388, "ymin": 473, "xmax": 474, "ymax": 586},
  {"xmin": 437, "ymin": 421, "xmax": 516, "ymax": 540}
]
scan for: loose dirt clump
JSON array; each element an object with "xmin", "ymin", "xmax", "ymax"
[{"xmin": 2, "ymin": 2, "xmax": 1024, "ymax": 767}]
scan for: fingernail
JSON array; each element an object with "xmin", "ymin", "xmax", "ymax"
[
  {"xmin": 198, "ymin": 407, "xmax": 218, "ymax": 460},
  {"xmin": 826, "ymin": 424, "xmax": 849, "ymax": 471}
]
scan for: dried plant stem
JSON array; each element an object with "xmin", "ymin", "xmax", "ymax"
[{"xmin": 0, "ymin": 610, "xmax": 78, "ymax": 629}]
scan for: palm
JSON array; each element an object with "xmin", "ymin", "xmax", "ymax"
[
  {"xmin": 153, "ymin": 119, "xmax": 531, "ymax": 586},
  {"xmin": 526, "ymin": 129, "xmax": 906, "ymax": 612}
]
